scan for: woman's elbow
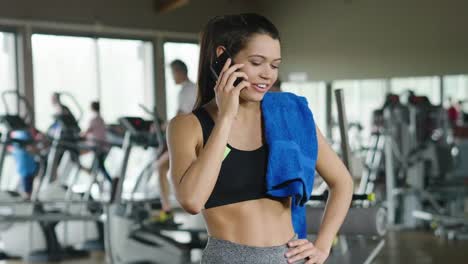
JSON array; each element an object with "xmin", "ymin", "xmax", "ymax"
[
  {"xmin": 330, "ymin": 178, "xmax": 353, "ymax": 206},
  {"xmin": 342, "ymin": 173, "xmax": 354, "ymax": 192},
  {"xmin": 329, "ymin": 172, "xmax": 354, "ymax": 194}
]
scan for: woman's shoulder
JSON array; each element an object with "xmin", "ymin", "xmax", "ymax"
[
  {"xmin": 168, "ymin": 102, "xmax": 216, "ymax": 133},
  {"xmin": 168, "ymin": 112, "xmax": 199, "ymax": 133},
  {"xmin": 167, "ymin": 111, "xmax": 204, "ymax": 149}
]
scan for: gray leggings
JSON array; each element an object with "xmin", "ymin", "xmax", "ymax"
[{"xmin": 201, "ymin": 235, "xmax": 305, "ymax": 264}]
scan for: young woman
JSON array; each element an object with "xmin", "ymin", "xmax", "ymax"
[{"xmin": 167, "ymin": 14, "xmax": 354, "ymax": 264}]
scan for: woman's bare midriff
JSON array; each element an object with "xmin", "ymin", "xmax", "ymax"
[{"xmin": 202, "ymin": 197, "xmax": 295, "ymax": 247}]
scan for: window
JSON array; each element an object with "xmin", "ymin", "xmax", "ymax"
[
  {"xmin": 32, "ymin": 34, "xmax": 156, "ymax": 194},
  {"xmin": 390, "ymin": 76, "xmax": 441, "ymax": 105},
  {"xmin": 282, "ymin": 82, "xmax": 327, "ymax": 132},
  {"xmin": 443, "ymin": 75, "xmax": 468, "ymax": 111},
  {"xmin": 0, "ymin": 31, "xmax": 17, "ymax": 114},
  {"xmin": 332, "ymin": 79, "xmax": 388, "ymax": 143},
  {"xmin": 163, "ymin": 42, "xmax": 199, "ymax": 120},
  {"xmin": 32, "ymin": 34, "xmax": 155, "ymax": 131},
  {"xmin": 32, "ymin": 34, "xmax": 99, "ymax": 131},
  {"xmin": 98, "ymin": 38, "xmax": 154, "ymax": 123}
]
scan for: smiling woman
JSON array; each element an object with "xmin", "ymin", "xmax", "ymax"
[{"xmin": 167, "ymin": 13, "xmax": 354, "ymax": 264}]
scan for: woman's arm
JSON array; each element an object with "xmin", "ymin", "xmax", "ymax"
[
  {"xmin": 167, "ymin": 59, "xmax": 250, "ymax": 215},
  {"xmin": 167, "ymin": 113, "xmax": 233, "ymax": 214},
  {"xmin": 313, "ymin": 126, "xmax": 354, "ymax": 251},
  {"xmin": 287, "ymin": 126, "xmax": 354, "ymax": 264}
]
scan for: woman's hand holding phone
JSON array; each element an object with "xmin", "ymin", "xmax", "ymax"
[{"xmin": 214, "ymin": 58, "xmax": 250, "ymax": 121}]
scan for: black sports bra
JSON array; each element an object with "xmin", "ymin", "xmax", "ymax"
[{"xmin": 192, "ymin": 108, "xmax": 269, "ymax": 209}]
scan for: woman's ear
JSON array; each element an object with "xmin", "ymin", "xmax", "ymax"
[{"xmin": 215, "ymin": 46, "xmax": 226, "ymax": 58}]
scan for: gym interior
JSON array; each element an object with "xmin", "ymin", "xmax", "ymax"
[{"xmin": 0, "ymin": 0, "xmax": 467, "ymax": 263}]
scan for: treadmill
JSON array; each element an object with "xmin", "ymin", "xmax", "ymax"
[{"xmin": 105, "ymin": 116, "xmax": 207, "ymax": 264}]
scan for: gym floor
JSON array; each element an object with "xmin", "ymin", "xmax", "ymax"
[
  {"xmin": 1, "ymin": 231, "xmax": 466, "ymax": 263},
  {"xmin": 374, "ymin": 231, "xmax": 467, "ymax": 264}
]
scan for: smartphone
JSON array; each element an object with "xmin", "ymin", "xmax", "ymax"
[{"xmin": 210, "ymin": 50, "xmax": 243, "ymax": 86}]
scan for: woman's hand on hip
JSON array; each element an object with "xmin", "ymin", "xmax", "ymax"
[{"xmin": 285, "ymin": 239, "xmax": 329, "ymax": 264}]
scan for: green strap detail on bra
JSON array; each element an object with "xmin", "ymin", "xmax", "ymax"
[{"xmin": 223, "ymin": 146, "xmax": 231, "ymax": 160}]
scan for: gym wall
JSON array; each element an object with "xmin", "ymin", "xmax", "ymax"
[
  {"xmin": 0, "ymin": 0, "xmax": 259, "ymax": 33},
  {"xmin": 258, "ymin": 0, "xmax": 468, "ymax": 81}
]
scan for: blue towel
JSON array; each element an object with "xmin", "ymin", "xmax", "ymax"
[{"xmin": 261, "ymin": 92, "xmax": 318, "ymax": 238}]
